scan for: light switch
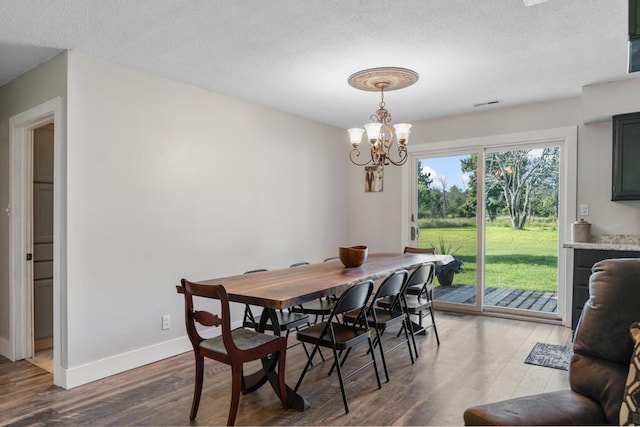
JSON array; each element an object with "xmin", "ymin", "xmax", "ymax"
[{"xmin": 579, "ymin": 204, "xmax": 589, "ymax": 216}]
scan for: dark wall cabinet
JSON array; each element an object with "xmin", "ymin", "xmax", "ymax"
[
  {"xmin": 612, "ymin": 112, "xmax": 640, "ymax": 200},
  {"xmin": 572, "ymin": 249, "xmax": 640, "ymax": 329},
  {"xmin": 631, "ymin": 0, "xmax": 640, "ymax": 39},
  {"xmin": 631, "ymin": 0, "xmax": 640, "ymax": 72}
]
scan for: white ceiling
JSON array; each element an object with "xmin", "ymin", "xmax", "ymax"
[{"xmin": 0, "ymin": 0, "xmax": 634, "ymax": 129}]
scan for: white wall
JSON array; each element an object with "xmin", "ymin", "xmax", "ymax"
[
  {"xmin": 0, "ymin": 53, "xmax": 67, "ymax": 357},
  {"xmin": 63, "ymin": 52, "xmax": 347, "ymax": 386}
]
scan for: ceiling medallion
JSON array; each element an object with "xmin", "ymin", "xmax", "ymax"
[{"xmin": 348, "ymin": 67, "xmax": 419, "ymax": 92}]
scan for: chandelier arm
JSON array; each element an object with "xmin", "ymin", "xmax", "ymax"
[
  {"xmin": 349, "ymin": 147, "xmax": 374, "ymax": 166},
  {"xmin": 384, "ymin": 146, "xmax": 409, "ymax": 166}
]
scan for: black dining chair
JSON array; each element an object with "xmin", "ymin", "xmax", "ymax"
[
  {"xmin": 241, "ymin": 269, "xmax": 311, "ymax": 342},
  {"xmin": 289, "ymin": 261, "xmax": 337, "ymax": 324},
  {"xmin": 178, "ymin": 280, "xmax": 288, "ymax": 426},
  {"xmin": 405, "ymin": 262, "xmax": 440, "ymax": 345},
  {"xmin": 342, "ymin": 269, "xmax": 413, "ymax": 381},
  {"xmin": 403, "ymin": 246, "xmax": 435, "ymax": 296},
  {"xmin": 294, "ymin": 280, "xmax": 381, "ymax": 414}
]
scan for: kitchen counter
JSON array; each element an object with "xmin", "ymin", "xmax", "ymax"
[
  {"xmin": 566, "ymin": 235, "xmax": 640, "ymax": 329},
  {"xmin": 563, "ymin": 234, "xmax": 640, "ymax": 251}
]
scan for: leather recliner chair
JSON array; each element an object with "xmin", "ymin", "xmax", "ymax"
[{"xmin": 464, "ymin": 258, "xmax": 640, "ymax": 425}]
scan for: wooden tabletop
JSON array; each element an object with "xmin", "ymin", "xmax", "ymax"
[{"xmin": 195, "ymin": 252, "xmax": 454, "ymax": 309}]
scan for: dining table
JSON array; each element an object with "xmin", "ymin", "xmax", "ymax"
[{"xmin": 188, "ymin": 251, "xmax": 454, "ymax": 411}]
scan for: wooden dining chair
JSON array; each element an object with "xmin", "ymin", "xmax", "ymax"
[
  {"xmin": 294, "ymin": 280, "xmax": 381, "ymax": 414},
  {"xmin": 178, "ymin": 279, "xmax": 288, "ymax": 426}
]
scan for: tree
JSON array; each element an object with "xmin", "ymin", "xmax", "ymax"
[
  {"xmin": 447, "ymin": 185, "xmax": 467, "ymax": 217},
  {"xmin": 417, "ymin": 161, "xmax": 435, "ymax": 218},
  {"xmin": 485, "ymin": 147, "xmax": 559, "ymax": 229},
  {"xmin": 437, "ymin": 175, "xmax": 449, "ymax": 217}
]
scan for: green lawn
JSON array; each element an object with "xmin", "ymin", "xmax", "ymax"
[{"xmin": 418, "ymin": 219, "xmax": 558, "ymax": 292}]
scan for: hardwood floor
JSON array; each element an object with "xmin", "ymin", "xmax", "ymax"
[
  {"xmin": 0, "ymin": 313, "xmax": 572, "ymax": 426},
  {"xmin": 27, "ymin": 348, "xmax": 54, "ymax": 373}
]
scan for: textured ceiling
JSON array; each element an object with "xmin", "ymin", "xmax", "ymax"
[{"xmin": 0, "ymin": 0, "xmax": 634, "ymax": 129}]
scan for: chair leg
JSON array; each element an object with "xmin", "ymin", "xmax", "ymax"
[
  {"xmin": 294, "ymin": 342, "xmax": 320, "ymax": 392},
  {"xmin": 367, "ymin": 337, "xmax": 382, "ymax": 389},
  {"xmin": 405, "ymin": 313, "xmax": 419, "ymax": 359},
  {"xmin": 328, "ymin": 348, "xmax": 349, "ymax": 376},
  {"xmin": 331, "ymin": 344, "xmax": 350, "ymax": 414},
  {"xmin": 190, "ymin": 354, "xmax": 204, "ymax": 421},
  {"xmin": 374, "ymin": 327, "xmax": 390, "ymax": 382},
  {"xmin": 401, "ymin": 317, "xmax": 415, "ymax": 364},
  {"xmin": 228, "ymin": 363, "xmax": 242, "ymax": 426},
  {"xmin": 429, "ymin": 306, "xmax": 440, "ymax": 345},
  {"xmin": 369, "ymin": 326, "xmax": 385, "ymax": 353},
  {"xmin": 277, "ymin": 349, "xmax": 288, "ymax": 409},
  {"xmin": 296, "ymin": 326, "xmax": 315, "ymax": 366},
  {"xmin": 318, "ymin": 346, "xmax": 327, "ymax": 361}
]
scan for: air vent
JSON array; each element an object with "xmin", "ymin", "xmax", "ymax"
[
  {"xmin": 473, "ymin": 100, "xmax": 501, "ymax": 108},
  {"xmin": 523, "ymin": 0, "xmax": 551, "ymax": 6}
]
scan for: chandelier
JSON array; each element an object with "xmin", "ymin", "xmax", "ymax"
[{"xmin": 347, "ymin": 67, "xmax": 418, "ymax": 167}]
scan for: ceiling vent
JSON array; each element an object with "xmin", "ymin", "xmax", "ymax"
[
  {"xmin": 473, "ymin": 100, "xmax": 501, "ymax": 108},
  {"xmin": 523, "ymin": 0, "xmax": 551, "ymax": 6}
]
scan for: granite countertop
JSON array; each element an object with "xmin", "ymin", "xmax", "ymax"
[{"xmin": 563, "ymin": 234, "xmax": 640, "ymax": 251}]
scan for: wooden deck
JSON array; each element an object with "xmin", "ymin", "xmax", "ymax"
[{"xmin": 434, "ymin": 284, "xmax": 558, "ymax": 313}]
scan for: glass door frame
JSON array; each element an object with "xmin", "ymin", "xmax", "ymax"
[
  {"xmin": 405, "ymin": 127, "xmax": 577, "ymax": 325},
  {"xmin": 408, "ymin": 148, "xmax": 484, "ymax": 314}
]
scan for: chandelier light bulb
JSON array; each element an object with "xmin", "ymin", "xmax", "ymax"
[
  {"xmin": 347, "ymin": 128, "xmax": 365, "ymax": 146},
  {"xmin": 363, "ymin": 122, "xmax": 383, "ymax": 143},
  {"xmin": 393, "ymin": 123, "xmax": 412, "ymax": 144}
]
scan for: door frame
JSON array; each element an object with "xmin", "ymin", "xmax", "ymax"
[
  {"xmin": 404, "ymin": 126, "xmax": 577, "ymax": 325},
  {"xmin": 9, "ymin": 97, "xmax": 66, "ymax": 385}
]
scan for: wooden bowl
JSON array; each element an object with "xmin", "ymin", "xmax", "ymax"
[{"xmin": 339, "ymin": 245, "xmax": 368, "ymax": 268}]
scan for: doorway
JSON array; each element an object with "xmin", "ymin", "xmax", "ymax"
[
  {"xmin": 9, "ymin": 97, "xmax": 64, "ymax": 386},
  {"xmin": 407, "ymin": 127, "xmax": 576, "ymax": 324},
  {"xmin": 28, "ymin": 123, "xmax": 55, "ymax": 373}
]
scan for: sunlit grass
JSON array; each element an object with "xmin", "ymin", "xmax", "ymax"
[{"xmin": 418, "ymin": 218, "xmax": 558, "ymax": 292}]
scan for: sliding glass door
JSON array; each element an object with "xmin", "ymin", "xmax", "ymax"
[
  {"xmin": 483, "ymin": 145, "xmax": 559, "ymax": 316},
  {"xmin": 411, "ymin": 153, "xmax": 479, "ymax": 310},
  {"xmin": 410, "ymin": 133, "xmax": 570, "ymax": 321}
]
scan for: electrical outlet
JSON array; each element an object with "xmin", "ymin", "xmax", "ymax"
[
  {"xmin": 579, "ymin": 204, "xmax": 589, "ymax": 216},
  {"xmin": 162, "ymin": 314, "xmax": 170, "ymax": 330}
]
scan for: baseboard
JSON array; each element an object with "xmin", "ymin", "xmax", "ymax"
[
  {"xmin": 60, "ymin": 320, "xmax": 243, "ymax": 389},
  {"xmin": 61, "ymin": 336, "xmax": 191, "ymax": 389},
  {"xmin": 0, "ymin": 336, "xmax": 12, "ymax": 360}
]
